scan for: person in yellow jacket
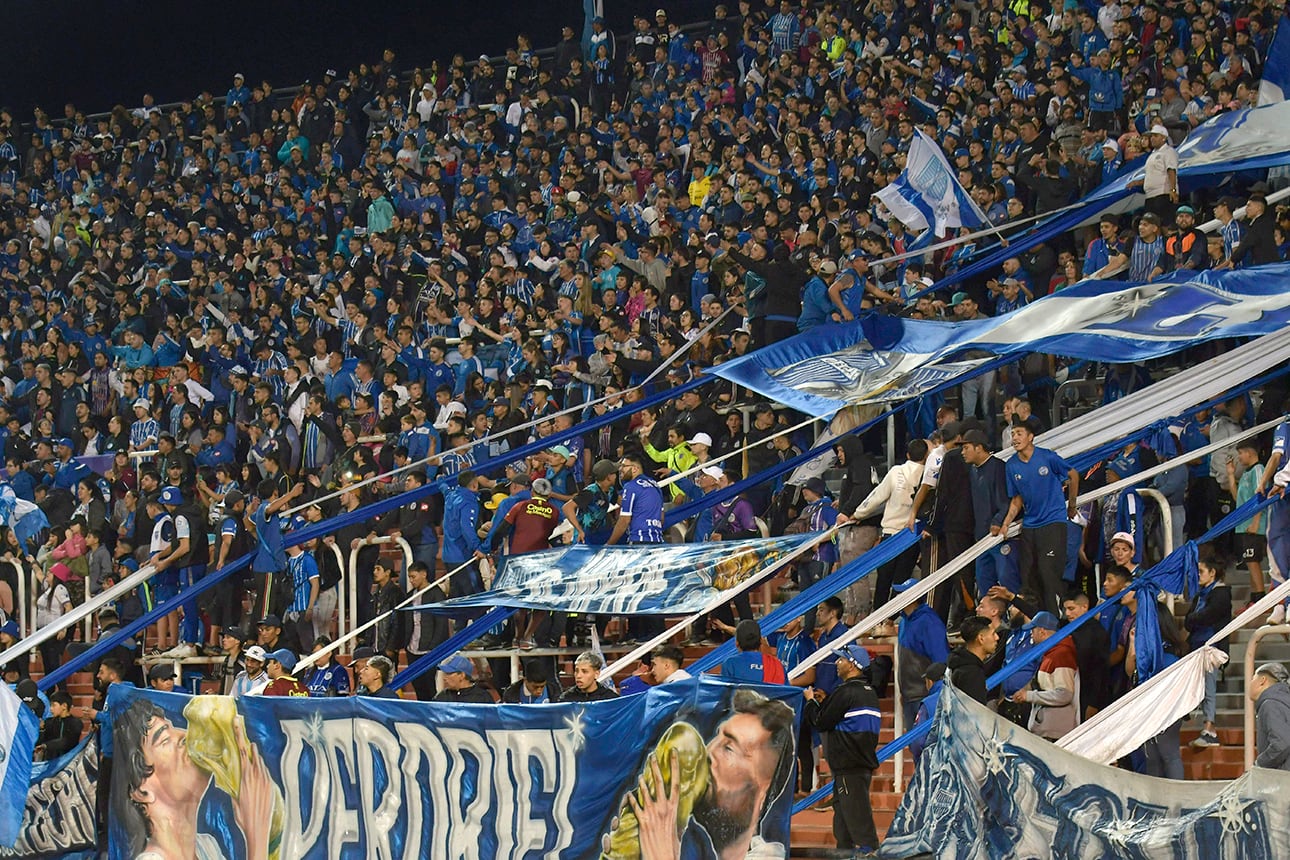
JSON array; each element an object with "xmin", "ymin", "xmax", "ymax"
[
  {"xmin": 642, "ymin": 425, "xmax": 698, "ymax": 500},
  {"xmin": 687, "ymin": 162, "xmax": 713, "ymax": 208},
  {"xmin": 821, "ymin": 20, "xmax": 847, "ymax": 62}
]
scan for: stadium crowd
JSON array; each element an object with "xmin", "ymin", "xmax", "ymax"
[{"xmin": 2, "ymin": 0, "xmax": 1290, "ymax": 854}]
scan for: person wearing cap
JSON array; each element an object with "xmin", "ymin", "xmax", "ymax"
[
  {"xmin": 141, "ymin": 491, "xmax": 180, "ymax": 652},
  {"xmin": 1167, "ymin": 205, "xmax": 1207, "ymax": 270},
  {"xmin": 563, "ymin": 458, "xmax": 620, "ymax": 545},
  {"xmin": 560, "ymin": 651, "xmax": 619, "ymax": 702},
  {"xmin": 502, "ymin": 658, "xmax": 565, "ymax": 704},
  {"xmin": 358, "ymin": 654, "xmax": 402, "ymax": 699},
  {"xmin": 492, "ymin": 476, "xmax": 562, "ymax": 649},
  {"xmin": 1250, "ymin": 662, "xmax": 1290, "ymax": 770},
  {"xmin": 214, "ymin": 627, "xmax": 248, "ymax": 695},
  {"xmin": 892, "ymin": 578, "xmax": 950, "ymax": 727},
  {"xmin": 231, "ymin": 645, "xmax": 269, "ymax": 698},
  {"xmin": 261, "ymin": 648, "xmax": 309, "ymax": 697},
  {"xmin": 434, "ymin": 653, "xmax": 493, "ymax": 703},
  {"xmin": 999, "ymin": 415, "xmax": 1080, "ymax": 617},
  {"xmin": 720, "ymin": 619, "xmax": 788, "ymax": 684},
  {"xmin": 153, "ymin": 484, "xmax": 210, "ymax": 660},
  {"xmin": 1098, "ymin": 210, "xmax": 1170, "ymax": 281},
  {"xmin": 147, "ymin": 663, "xmax": 177, "ymax": 693},
  {"xmin": 796, "ymin": 477, "xmax": 839, "ymax": 630},
  {"xmin": 1223, "ymin": 192, "xmax": 1280, "ymax": 268},
  {"xmin": 1132, "ymin": 122, "xmax": 1179, "ymax": 220},
  {"xmin": 1008, "ymin": 610, "xmax": 1080, "ymax": 740},
  {"xmin": 128, "ymin": 398, "xmax": 159, "ymax": 462},
  {"xmin": 806, "ymin": 641, "xmax": 881, "ymax": 855}
]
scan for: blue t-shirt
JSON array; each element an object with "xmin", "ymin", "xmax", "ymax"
[
  {"xmin": 719, "ymin": 650, "xmax": 785, "ymax": 684},
  {"xmin": 768, "ymin": 630, "xmax": 816, "ymax": 673},
  {"xmin": 621, "ymin": 476, "xmax": 664, "ymax": 543},
  {"xmin": 1005, "ymin": 446, "xmax": 1074, "ymax": 528},
  {"xmin": 306, "ymin": 663, "xmax": 351, "ymax": 697},
  {"xmin": 250, "ymin": 501, "xmax": 287, "ymax": 573}
]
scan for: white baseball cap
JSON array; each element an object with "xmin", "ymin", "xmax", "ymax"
[{"xmin": 688, "ymin": 432, "xmax": 713, "ymax": 448}]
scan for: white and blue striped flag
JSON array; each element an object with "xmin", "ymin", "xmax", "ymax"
[
  {"xmin": 0, "ymin": 682, "xmax": 38, "ymax": 846},
  {"xmin": 874, "ymin": 129, "xmax": 988, "ymax": 239},
  {"xmin": 1259, "ymin": 12, "xmax": 1290, "ymax": 105}
]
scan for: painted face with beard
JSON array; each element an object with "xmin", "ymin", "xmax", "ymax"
[{"xmin": 692, "ymin": 711, "xmax": 781, "ymax": 851}]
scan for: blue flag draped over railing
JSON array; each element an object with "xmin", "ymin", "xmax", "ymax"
[
  {"xmin": 1260, "ymin": 12, "xmax": 1290, "ymax": 105},
  {"xmin": 715, "ymin": 264, "xmax": 1290, "ymax": 417},
  {"xmin": 421, "ymin": 534, "xmax": 819, "ymax": 616}
]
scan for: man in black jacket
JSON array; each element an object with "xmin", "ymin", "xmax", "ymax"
[
  {"xmin": 947, "ymin": 616, "xmax": 997, "ymax": 704},
  {"xmin": 1225, "ymin": 194, "xmax": 1279, "ymax": 268},
  {"xmin": 809, "ymin": 643, "xmax": 881, "ymax": 856}
]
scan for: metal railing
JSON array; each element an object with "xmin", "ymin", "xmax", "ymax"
[
  {"xmin": 346, "ymin": 535, "xmax": 413, "ymax": 638},
  {"xmin": 1243, "ymin": 623, "xmax": 1290, "ymax": 770}
]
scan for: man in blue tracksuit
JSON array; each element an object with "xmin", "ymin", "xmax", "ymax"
[
  {"xmin": 442, "ymin": 470, "xmax": 485, "ymax": 600},
  {"xmin": 1067, "ymin": 50, "xmax": 1124, "ymax": 133}
]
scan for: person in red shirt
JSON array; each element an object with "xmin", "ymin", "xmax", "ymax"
[
  {"xmin": 260, "ymin": 648, "xmax": 309, "ymax": 697},
  {"xmin": 720, "ymin": 619, "xmax": 788, "ymax": 684},
  {"xmin": 492, "ymin": 478, "xmax": 563, "ymax": 650}
]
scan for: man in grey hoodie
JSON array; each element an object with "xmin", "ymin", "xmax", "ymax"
[{"xmin": 1251, "ymin": 662, "xmax": 1290, "ymax": 770}]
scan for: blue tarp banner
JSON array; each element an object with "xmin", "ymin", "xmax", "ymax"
[
  {"xmin": 0, "ymin": 735, "xmax": 97, "ymax": 860},
  {"xmin": 714, "ymin": 265, "xmax": 1290, "ymax": 416},
  {"xmin": 424, "ymin": 533, "xmax": 820, "ymax": 615},
  {"xmin": 885, "ymin": 679, "xmax": 1290, "ymax": 858},
  {"xmin": 106, "ymin": 678, "xmax": 802, "ymax": 860},
  {"xmin": 1260, "ymin": 12, "xmax": 1290, "ymax": 105}
]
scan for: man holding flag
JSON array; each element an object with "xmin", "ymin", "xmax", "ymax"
[{"xmin": 874, "ymin": 129, "xmax": 991, "ymax": 254}]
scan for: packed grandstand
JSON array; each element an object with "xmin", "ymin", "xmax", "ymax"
[{"xmin": 1, "ymin": 0, "xmax": 1290, "ymax": 857}]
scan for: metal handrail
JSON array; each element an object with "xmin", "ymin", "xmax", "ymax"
[
  {"xmin": 1243, "ymin": 623, "xmax": 1290, "ymax": 770},
  {"xmin": 322, "ymin": 539, "xmax": 347, "ymax": 642}
]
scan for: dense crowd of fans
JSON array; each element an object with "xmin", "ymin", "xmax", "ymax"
[{"xmin": 2, "ymin": 0, "xmax": 1290, "ymax": 854}]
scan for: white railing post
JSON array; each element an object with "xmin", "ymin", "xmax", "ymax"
[
  {"xmin": 323, "ymin": 541, "xmax": 347, "ymax": 642},
  {"xmin": 893, "ymin": 641, "xmax": 905, "ymax": 793},
  {"xmin": 346, "ymin": 536, "xmax": 414, "ymax": 643},
  {"xmin": 1243, "ymin": 624, "xmax": 1290, "ymax": 770}
]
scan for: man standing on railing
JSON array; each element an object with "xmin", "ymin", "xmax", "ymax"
[
  {"xmin": 607, "ymin": 451, "xmax": 665, "ymax": 643},
  {"xmin": 246, "ymin": 477, "xmax": 304, "ymax": 620},
  {"xmin": 999, "ymin": 415, "xmax": 1080, "ymax": 616}
]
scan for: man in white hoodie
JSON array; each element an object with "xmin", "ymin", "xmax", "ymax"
[{"xmin": 839, "ymin": 439, "xmax": 928, "ymax": 613}]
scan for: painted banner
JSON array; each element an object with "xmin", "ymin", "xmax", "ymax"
[
  {"xmin": 106, "ymin": 677, "xmax": 801, "ymax": 860},
  {"xmin": 885, "ymin": 679, "xmax": 1290, "ymax": 858},
  {"xmin": 0, "ymin": 735, "xmax": 97, "ymax": 860},
  {"xmin": 426, "ymin": 533, "xmax": 818, "ymax": 615},
  {"xmin": 714, "ymin": 265, "xmax": 1290, "ymax": 416}
]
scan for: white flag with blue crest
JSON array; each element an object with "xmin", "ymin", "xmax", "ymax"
[{"xmin": 874, "ymin": 129, "xmax": 989, "ymax": 238}]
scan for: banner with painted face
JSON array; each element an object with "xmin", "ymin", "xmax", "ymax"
[
  {"xmin": 425, "ymin": 533, "xmax": 820, "ymax": 615},
  {"xmin": 0, "ymin": 735, "xmax": 97, "ymax": 860},
  {"xmin": 106, "ymin": 676, "xmax": 802, "ymax": 860},
  {"xmin": 714, "ymin": 265, "xmax": 1290, "ymax": 417}
]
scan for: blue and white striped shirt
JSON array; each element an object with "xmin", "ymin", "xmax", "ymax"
[{"xmin": 287, "ymin": 551, "xmax": 319, "ymax": 614}]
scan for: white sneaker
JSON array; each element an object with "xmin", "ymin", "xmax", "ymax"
[
  {"xmin": 1268, "ymin": 605, "xmax": 1286, "ymax": 626},
  {"xmin": 158, "ymin": 643, "xmax": 197, "ymax": 659}
]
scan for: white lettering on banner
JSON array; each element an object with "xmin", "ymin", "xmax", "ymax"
[
  {"xmin": 0, "ymin": 739, "xmax": 98, "ymax": 857},
  {"xmin": 279, "ymin": 718, "xmax": 579, "ymax": 859}
]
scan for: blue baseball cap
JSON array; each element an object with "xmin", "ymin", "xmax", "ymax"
[
  {"xmin": 839, "ymin": 643, "xmax": 871, "ymax": 668},
  {"xmin": 438, "ymin": 653, "xmax": 474, "ymax": 677},
  {"xmin": 891, "ymin": 577, "xmax": 921, "ymax": 593},
  {"xmin": 0, "ymin": 620, "xmax": 17, "ymax": 638},
  {"xmin": 1024, "ymin": 611, "xmax": 1061, "ymax": 632},
  {"xmin": 158, "ymin": 486, "xmax": 184, "ymax": 506},
  {"xmin": 265, "ymin": 648, "xmax": 298, "ymax": 673}
]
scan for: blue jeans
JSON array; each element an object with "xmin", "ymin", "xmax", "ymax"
[
  {"xmin": 1203, "ymin": 666, "xmax": 1218, "ymax": 723},
  {"xmin": 960, "ymin": 370, "xmax": 996, "ymax": 434},
  {"xmin": 975, "ymin": 541, "xmax": 1020, "ymax": 599},
  {"xmin": 178, "ymin": 564, "xmax": 207, "ymax": 644}
]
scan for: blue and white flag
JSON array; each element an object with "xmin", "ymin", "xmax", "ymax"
[
  {"xmin": 0, "ymin": 734, "xmax": 98, "ymax": 858},
  {"xmin": 425, "ymin": 533, "xmax": 818, "ymax": 615},
  {"xmin": 0, "ymin": 684, "xmax": 39, "ymax": 848},
  {"xmin": 875, "ymin": 130, "xmax": 988, "ymax": 239},
  {"xmin": 885, "ymin": 679, "xmax": 1290, "ymax": 859},
  {"xmin": 107, "ymin": 679, "xmax": 802, "ymax": 860},
  {"xmin": 716, "ymin": 264, "xmax": 1290, "ymax": 417},
  {"xmin": 1260, "ymin": 12, "xmax": 1290, "ymax": 105}
]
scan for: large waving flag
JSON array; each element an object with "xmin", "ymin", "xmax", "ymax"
[
  {"xmin": 874, "ymin": 129, "xmax": 989, "ymax": 238},
  {"xmin": 0, "ymin": 683, "xmax": 38, "ymax": 846},
  {"xmin": 1260, "ymin": 11, "xmax": 1290, "ymax": 105}
]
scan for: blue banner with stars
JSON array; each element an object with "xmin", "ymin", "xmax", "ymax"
[
  {"xmin": 106, "ymin": 677, "xmax": 802, "ymax": 860},
  {"xmin": 885, "ymin": 679, "xmax": 1290, "ymax": 858}
]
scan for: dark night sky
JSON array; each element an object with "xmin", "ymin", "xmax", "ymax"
[{"xmin": 0, "ymin": 0, "xmax": 706, "ymax": 121}]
